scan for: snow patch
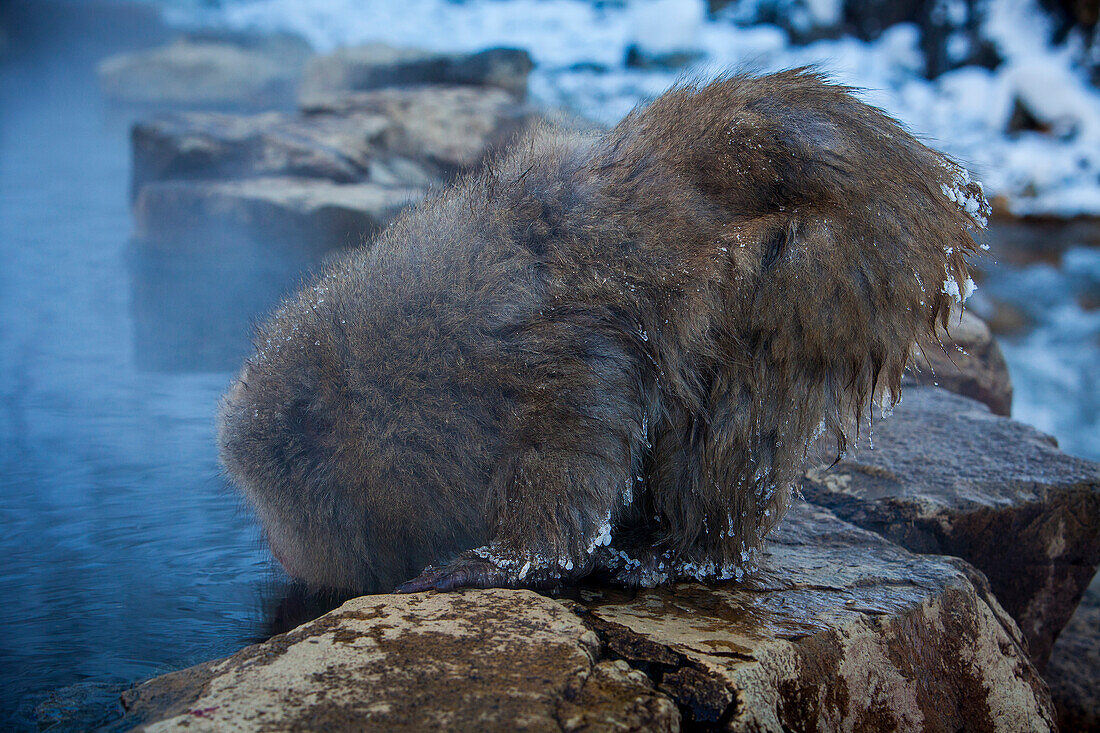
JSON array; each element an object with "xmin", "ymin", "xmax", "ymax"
[{"xmin": 942, "ymin": 268, "xmax": 977, "ymax": 303}]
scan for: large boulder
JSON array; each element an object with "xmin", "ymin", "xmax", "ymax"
[
  {"xmin": 1045, "ymin": 572, "xmax": 1100, "ymax": 731},
  {"xmin": 129, "ymin": 86, "xmax": 535, "ymax": 257},
  {"xmin": 117, "ymin": 503, "xmax": 1056, "ymax": 731},
  {"xmin": 299, "ymin": 44, "xmax": 533, "ymax": 104},
  {"xmin": 905, "ymin": 309, "xmax": 1013, "ymax": 416},
  {"xmin": 802, "ymin": 385, "xmax": 1100, "ymax": 668},
  {"xmin": 97, "ymin": 37, "xmax": 309, "ymax": 110},
  {"xmin": 300, "ymin": 86, "xmax": 537, "ymax": 175},
  {"xmin": 576, "ymin": 502, "xmax": 1055, "ymax": 731}
]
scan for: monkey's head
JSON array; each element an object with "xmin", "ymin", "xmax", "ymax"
[{"xmin": 218, "ymin": 333, "xmax": 374, "ymax": 592}]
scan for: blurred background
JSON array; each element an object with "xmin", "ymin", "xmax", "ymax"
[{"xmin": 1, "ymin": 0, "xmax": 1098, "ymax": 728}]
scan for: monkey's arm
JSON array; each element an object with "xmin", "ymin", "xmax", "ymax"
[
  {"xmin": 395, "ymin": 445, "xmax": 624, "ymax": 592},
  {"xmin": 397, "ymin": 327, "xmax": 648, "ymax": 592}
]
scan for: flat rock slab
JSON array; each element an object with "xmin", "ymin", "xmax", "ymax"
[
  {"xmin": 133, "ymin": 177, "xmax": 422, "ymax": 253},
  {"xmin": 905, "ymin": 309, "xmax": 1013, "ymax": 416},
  {"xmin": 576, "ymin": 502, "xmax": 1056, "ymax": 732},
  {"xmin": 300, "ymin": 44, "xmax": 533, "ymax": 102},
  {"xmin": 131, "ymin": 86, "xmax": 532, "ymax": 199},
  {"xmin": 301, "ymin": 86, "xmax": 538, "ymax": 173},
  {"xmin": 802, "ymin": 385, "xmax": 1100, "ymax": 667},
  {"xmin": 131, "ymin": 110, "xmax": 394, "ymax": 195},
  {"xmin": 120, "ymin": 590, "xmax": 678, "ymax": 732},
  {"xmin": 120, "ymin": 504, "xmax": 1055, "ymax": 732}
]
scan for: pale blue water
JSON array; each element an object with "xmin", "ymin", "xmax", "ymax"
[{"xmin": 0, "ymin": 2, "xmax": 287, "ymax": 726}]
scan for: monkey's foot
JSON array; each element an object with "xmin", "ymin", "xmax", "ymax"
[
  {"xmin": 396, "ymin": 549, "xmax": 581, "ymax": 592},
  {"xmin": 395, "ymin": 555, "xmax": 509, "ymax": 592}
]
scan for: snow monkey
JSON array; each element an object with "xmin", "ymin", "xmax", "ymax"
[{"xmin": 218, "ymin": 69, "xmax": 988, "ymax": 593}]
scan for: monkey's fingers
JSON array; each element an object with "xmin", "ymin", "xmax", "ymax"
[{"xmin": 395, "ymin": 556, "xmax": 511, "ymax": 593}]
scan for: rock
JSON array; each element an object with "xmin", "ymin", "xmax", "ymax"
[
  {"xmin": 1046, "ymin": 572, "xmax": 1100, "ymax": 731},
  {"xmin": 129, "ymin": 87, "xmax": 533, "ymax": 247},
  {"xmin": 127, "ymin": 87, "xmax": 535, "ymax": 373},
  {"xmin": 129, "ymin": 178, "xmax": 423, "ymax": 372},
  {"xmin": 33, "ymin": 681, "xmax": 128, "ymax": 731},
  {"xmin": 118, "ymin": 590, "xmax": 680, "ymax": 731},
  {"xmin": 905, "ymin": 309, "xmax": 1013, "ymax": 416},
  {"xmin": 623, "ymin": 47, "xmax": 704, "ymax": 70},
  {"xmin": 119, "ymin": 503, "xmax": 1056, "ymax": 731},
  {"xmin": 984, "ymin": 216, "xmax": 1100, "ymax": 267},
  {"xmin": 445, "ymin": 47, "xmax": 536, "ymax": 98},
  {"xmin": 97, "ymin": 38, "xmax": 306, "ymax": 110},
  {"xmin": 299, "ymin": 44, "xmax": 533, "ymax": 103},
  {"xmin": 301, "ymin": 86, "xmax": 537, "ymax": 175},
  {"xmin": 181, "ymin": 29, "xmax": 313, "ymax": 66},
  {"xmin": 133, "ymin": 177, "xmax": 422, "ymax": 252},
  {"xmin": 131, "ymin": 110, "xmax": 393, "ymax": 196},
  {"xmin": 802, "ymin": 385, "xmax": 1100, "ymax": 668},
  {"xmin": 978, "ymin": 295, "xmax": 1035, "ymax": 336},
  {"xmin": 131, "ymin": 87, "xmax": 533, "ymax": 198},
  {"xmin": 575, "ymin": 502, "xmax": 1056, "ymax": 731}
]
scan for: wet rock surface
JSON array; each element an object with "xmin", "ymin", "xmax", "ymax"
[
  {"xmin": 575, "ymin": 502, "xmax": 1055, "ymax": 732},
  {"xmin": 33, "ymin": 681, "xmax": 130, "ymax": 732},
  {"xmin": 1046, "ymin": 572, "xmax": 1100, "ymax": 731},
  {"xmin": 130, "ymin": 110, "xmax": 392, "ymax": 195},
  {"xmin": 905, "ymin": 310, "xmax": 1013, "ymax": 416},
  {"xmin": 802, "ymin": 385, "xmax": 1100, "ymax": 668},
  {"xmin": 120, "ymin": 504, "xmax": 1056, "ymax": 732},
  {"xmin": 299, "ymin": 44, "xmax": 533, "ymax": 104}
]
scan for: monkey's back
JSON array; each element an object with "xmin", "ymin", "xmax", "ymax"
[{"xmin": 219, "ymin": 71, "xmax": 987, "ymax": 593}]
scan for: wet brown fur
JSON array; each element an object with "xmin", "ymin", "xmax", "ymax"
[{"xmin": 217, "ymin": 69, "xmax": 987, "ymax": 593}]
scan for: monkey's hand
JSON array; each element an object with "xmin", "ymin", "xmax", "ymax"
[
  {"xmin": 395, "ymin": 553, "xmax": 508, "ymax": 592},
  {"xmin": 395, "ymin": 549, "xmax": 570, "ymax": 593}
]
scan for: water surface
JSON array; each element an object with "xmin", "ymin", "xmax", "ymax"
[{"xmin": 0, "ymin": 3, "xmax": 288, "ymax": 726}]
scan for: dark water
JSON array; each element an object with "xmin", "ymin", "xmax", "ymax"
[{"xmin": 0, "ymin": 2, "xmax": 301, "ymax": 726}]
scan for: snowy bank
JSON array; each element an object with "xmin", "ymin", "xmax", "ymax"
[{"xmin": 159, "ymin": 0, "xmax": 1100, "ymax": 218}]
